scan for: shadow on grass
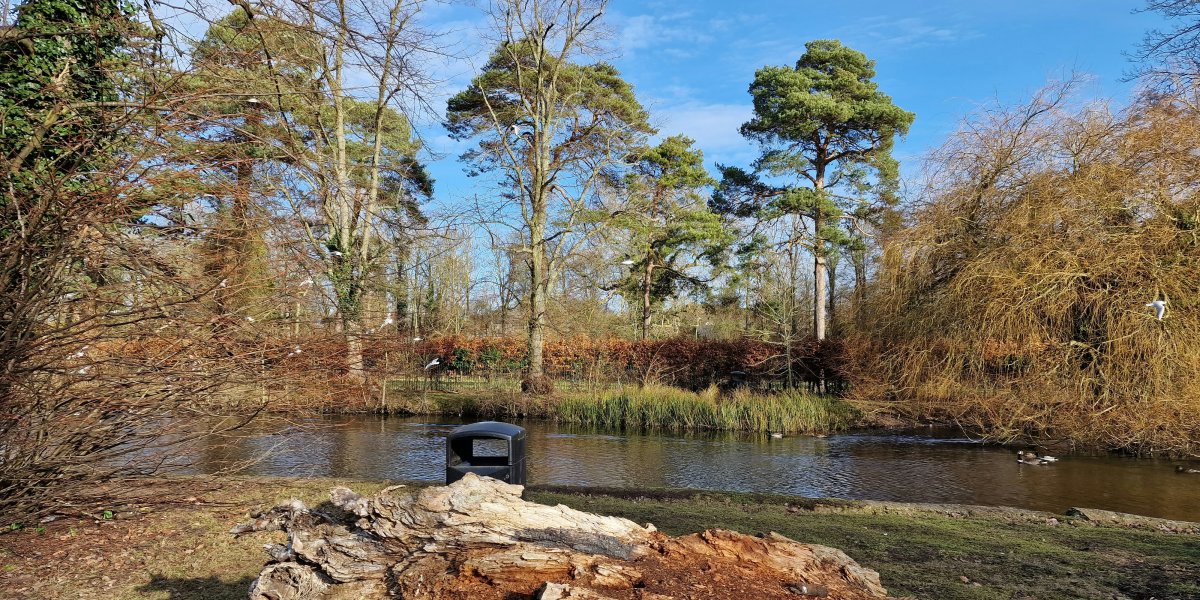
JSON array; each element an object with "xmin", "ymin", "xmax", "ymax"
[{"xmin": 138, "ymin": 575, "xmax": 254, "ymax": 600}]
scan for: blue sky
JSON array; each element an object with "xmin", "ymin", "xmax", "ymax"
[{"xmin": 418, "ymin": 0, "xmax": 1168, "ymax": 208}]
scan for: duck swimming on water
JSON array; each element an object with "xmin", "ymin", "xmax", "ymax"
[
  {"xmin": 1017, "ymin": 451, "xmax": 1050, "ymax": 465},
  {"xmin": 1177, "ymin": 465, "xmax": 1200, "ymax": 474},
  {"xmin": 1020, "ymin": 450, "xmax": 1058, "ymax": 462}
]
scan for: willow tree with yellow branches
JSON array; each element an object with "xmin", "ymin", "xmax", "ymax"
[{"xmin": 856, "ymin": 80, "xmax": 1200, "ymax": 454}]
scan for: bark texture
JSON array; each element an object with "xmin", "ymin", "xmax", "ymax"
[{"xmin": 234, "ymin": 473, "xmax": 895, "ymax": 600}]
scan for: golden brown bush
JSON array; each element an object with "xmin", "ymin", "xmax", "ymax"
[{"xmin": 853, "ymin": 81, "xmax": 1200, "ymax": 454}]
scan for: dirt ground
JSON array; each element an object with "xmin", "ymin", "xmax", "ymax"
[{"xmin": 1, "ymin": 477, "xmax": 1198, "ymax": 600}]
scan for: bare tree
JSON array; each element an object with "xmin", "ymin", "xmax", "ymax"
[
  {"xmin": 230, "ymin": 0, "xmax": 436, "ymax": 383},
  {"xmin": 0, "ymin": 0, "xmax": 277, "ymax": 523},
  {"xmin": 1135, "ymin": 0, "xmax": 1200, "ymax": 87}
]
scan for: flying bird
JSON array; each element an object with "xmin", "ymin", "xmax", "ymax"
[
  {"xmin": 424, "ymin": 357, "xmax": 440, "ymax": 370},
  {"xmin": 245, "ymin": 316, "xmax": 255, "ymax": 322},
  {"xmin": 412, "ymin": 336, "xmax": 423, "ymax": 342},
  {"xmin": 381, "ymin": 316, "xmax": 394, "ymax": 328},
  {"xmin": 330, "ymin": 250, "xmax": 343, "ymax": 257},
  {"xmin": 288, "ymin": 346, "xmax": 302, "ymax": 356},
  {"xmin": 1146, "ymin": 300, "xmax": 1167, "ymax": 320},
  {"xmin": 620, "ymin": 257, "xmax": 635, "ymax": 266}
]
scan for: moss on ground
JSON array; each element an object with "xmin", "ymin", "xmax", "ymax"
[
  {"xmin": 1, "ymin": 477, "xmax": 1196, "ymax": 600},
  {"xmin": 526, "ymin": 488, "xmax": 1200, "ymax": 600}
]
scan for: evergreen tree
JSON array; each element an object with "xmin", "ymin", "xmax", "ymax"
[
  {"xmin": 446, "ymin": 1, "xmax": 652, "ymax": 383},
  {"xmin": 715, "ymin": 40, "xmax": 913, "ymax": 341},
  {"xmin": 611, "ymin": 135, "xmax": 728, "ymax": 339}
]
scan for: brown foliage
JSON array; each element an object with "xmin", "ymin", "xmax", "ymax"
[
  {"xmin": 364, "ymin": 334, "xmax": 839, "ymax": 390},
  {"xmin": 851, "ymin": 81, "xmax": 1200, "ymax": 454},
  {"xmin": 520, "ymin": 375, "xmax": 555, "ymax": 395}
]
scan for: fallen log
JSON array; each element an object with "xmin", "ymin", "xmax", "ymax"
[{"xmin": 233, "ymin": 473, "xmax": 896, "ymax": 599}]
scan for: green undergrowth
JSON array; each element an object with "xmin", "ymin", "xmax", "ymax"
[{"xmin": 381, "ymin": 383, "xmax": 860, "ymax": 434}]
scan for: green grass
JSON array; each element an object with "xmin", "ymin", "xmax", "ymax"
[
  {"xmin": 3, "ymin": 478, "xmax": 1195, "ymax": 600},
  {"xmin": 555, "ymin": 384, "xmax": 860, "ymax": 433},
  {"xmin": 525, "ymin": 487, "xmax": 1200, "ymax": 600}
]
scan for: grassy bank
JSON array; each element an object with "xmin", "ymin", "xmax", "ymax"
[
  {"xmin": 556, "ymin": 384, "xmax": 860, "ymax": 433},
  {"xmin": 380, "ymin": 382, "xmax": 860, "ymax": 434},
  {"xmin": 2, "ymin": 477, "xmax": 1196, "ymax": 600}
]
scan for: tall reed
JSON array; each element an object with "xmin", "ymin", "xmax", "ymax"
[{"xmin": 555, "ymin": 384, "xmax": 859, "ymax": 433}]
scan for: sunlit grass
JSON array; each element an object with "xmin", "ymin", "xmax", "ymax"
[
  {"xmin": 555, "ymin": 384, "xmax": 859, "ymax": 433},
  {"xmin": 319, "ymin": 380, "xmax": 861, "ymax": 434}
]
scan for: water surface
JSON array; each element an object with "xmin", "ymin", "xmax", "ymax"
[{"xmin": 189, "ymin": 415, "xmax": 1200, "ymax": 522}]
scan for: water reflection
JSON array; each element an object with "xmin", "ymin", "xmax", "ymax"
[{"xmin": 185, "ymin": 415, "xmax": 1200, "ymax": 522}]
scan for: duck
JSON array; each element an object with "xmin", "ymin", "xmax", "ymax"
[
  {"xmin": 1176, "ymin": 465, "xmax": 1200, "ymax": 474},
  {"xmin": 1021, "ymin": 449, "xmax": 1059, "ymax": 462},
  {"xmin": 769, "ymin": 432, "xmax": 784, "ymax": 439},
  {"xmin": 1017, "ymin": 451, "xmax": 1049, "ymax": 465}
]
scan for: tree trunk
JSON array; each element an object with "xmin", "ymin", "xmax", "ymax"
[
  {"xmin": 641, "ymin": 261, "xmax": 654, "ymax": 341},
  {"xmin": 813, "ymin": 169, "xmax": 827, "ymax": 342},
  {"xmin": 344, "ymin": 316, "xmax": 365, "ymax": 384},
  {"xmin": 235, "ymin": 473, "xmax": 896, "ymax": 600},
  {"xmin": 329, "ymin": 5, "xmax": 363, "ymax": 385},
  {"xmin": 852, "ymin": 247, "xmax": 866, "ymax": 329},
  {"xmin": 827, "ymin": 254, "xmax": 837, "ymax": 337},
  {"xmin": 527, "ymin": 239, "xmax": 548, "ymax": 378},
  {"xmin": 500, "ymin": 292, "xmax": 509, "ymax": 335},
  {"xmin": 814, "ymin": 249, "xmax": 827, "ymax": 341}
]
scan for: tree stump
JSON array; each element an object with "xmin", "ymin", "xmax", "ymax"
[{"xmin": 233, "ymin": 473, "xmax": 896, "ymax": 599}]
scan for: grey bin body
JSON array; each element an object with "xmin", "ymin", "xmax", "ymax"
[{"xmin": 445, "ymin": 421, "xmax": 527, "ymax": 485}]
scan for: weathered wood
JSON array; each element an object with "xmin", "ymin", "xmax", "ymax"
[{"xmin": 235, "ymin": 473, "xmax": 896, "ymax": 599}]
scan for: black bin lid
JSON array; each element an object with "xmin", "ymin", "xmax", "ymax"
[{"xmin": 447, "ymin": 421, "xmax": 526, "ymax": 441}]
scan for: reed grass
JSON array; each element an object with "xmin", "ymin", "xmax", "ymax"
[
  {"xmin": 266, "ymin": 378, "xmax": 860, "ymax": 435},
  {"xmin": 555, "ymin": 384, "xmax": 859, "ymax": 433}
]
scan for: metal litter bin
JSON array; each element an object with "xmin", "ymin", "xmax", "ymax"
[{"xmin": 446, "ymin": 421, "xmax": 527, "ymax": 485}]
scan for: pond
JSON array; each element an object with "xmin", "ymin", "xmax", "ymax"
[{"xmin": 188, "ymin": 415, "xmax": 1200, "ymax": 522}]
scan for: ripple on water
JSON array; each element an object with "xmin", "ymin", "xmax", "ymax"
[{"xmin": 180, "ymin": 415, "xmax": 1200, "ymax": 522}]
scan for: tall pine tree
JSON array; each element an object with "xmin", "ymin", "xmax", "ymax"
[{"xmin": 716, "ymin": 40, "xmax": 913, "ymax": 341}]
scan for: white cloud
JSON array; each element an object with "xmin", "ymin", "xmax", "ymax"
[
  {"xmin": 616, "ymin": 12, "xmax": 714, "ymax": 55},
  {"xmin": 425, "ymin": 131, "xmax": 474, "ymax": 159},
  {"xmin": 840, "ymin": 16, "xmax": 981, "ymax": 49},
  {"xmin": 656, "ymin": 102, "xmax": 749, "ymax": 150},
  {"xmin": 649, "ymin": 101, "xmax": 757, "ymax": 168}
]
